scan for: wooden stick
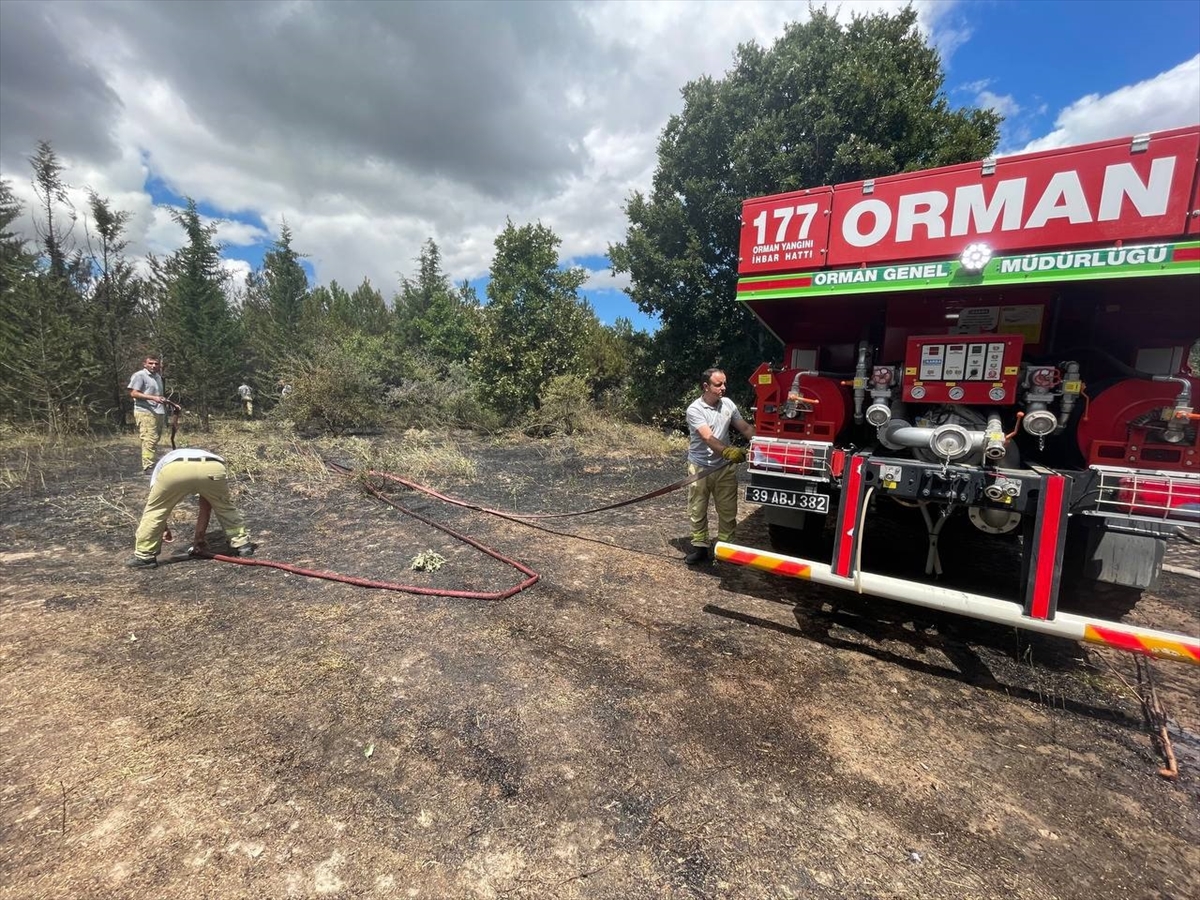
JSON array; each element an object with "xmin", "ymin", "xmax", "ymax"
[{"xmin": 1146, "ymin": 668, "xmax": 1179, "ymax": 780}]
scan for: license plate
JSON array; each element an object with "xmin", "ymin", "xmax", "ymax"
[{"xmin": 745, "ymin": 486, "xmax": 829, "ymax": 513}]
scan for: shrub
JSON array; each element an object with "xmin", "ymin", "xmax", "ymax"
[
  {"xmin": 524, "ymin": 374, "xmax": 596, "ymax": 436},
  {"xmin": 275, "ymin": 336, "xmax": 387, "ymax": 435},
  {"xmin": 384, "ymin": 351, "xmax": 502, "ymax": 433}
]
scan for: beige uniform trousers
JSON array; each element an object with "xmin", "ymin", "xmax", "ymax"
[
  {"xmin": 133, "ymin": 410, "xmax": 164, "ymax": 469},
  {"xmin": 687, "ymin": 462, "xmax": 739, "ymax": 547},
  {"xmin": 134, "ymin": 458, "xmax": 250, "ymax": 559}
]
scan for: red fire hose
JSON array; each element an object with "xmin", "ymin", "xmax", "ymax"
[
  {"xmin": 189, "ymin": 462, "xmax": 540, "ymax": 600},
  {"xmin": 189, "ymin": 457, "xmax": 730, "ymax": 600}
]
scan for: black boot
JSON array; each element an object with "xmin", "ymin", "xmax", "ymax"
[{"xmin": 684, "ymin": 544, "xmax": 710, "ymax": 565}]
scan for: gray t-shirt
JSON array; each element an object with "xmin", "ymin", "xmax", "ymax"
[
  {"xmin": 128, "ymin": 368, "xmax": 165, "ymax": 414},
  {"xmin": 686, "ymin": 396, "xmax": 745, "ymax": 467}
]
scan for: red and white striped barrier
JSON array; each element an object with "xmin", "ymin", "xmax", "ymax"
[{"xmin": 713, "ymin": 542, "xmax": 1200, "ymax": 665}]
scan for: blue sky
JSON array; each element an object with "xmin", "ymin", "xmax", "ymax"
[
  {"xmin": 942, "ymin": 0, "xmax": 1200, "ymax": 152},
  {"xmin": 1, "ymin": 1, "xmax": 1197, "ymax": 335}
]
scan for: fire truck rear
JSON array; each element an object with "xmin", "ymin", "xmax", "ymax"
[{"xmin": 715, "ymin": 126, "xmax": 1200, "ymax": 664}]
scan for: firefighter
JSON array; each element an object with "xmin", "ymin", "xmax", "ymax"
[
  {"xmin": 125, "ymin": 448, "xmax": 254, "ymax": 569},
  {"xmin": 684, "ymin": 368, "xmax": 754, "ymax": 564},
  {"xmin": 237, "ymin": 381, "xmax": 254, "ymax": 418},
  {"xmin": 128, "ymin": 356, "xmax": 167, "ymax": 474}
]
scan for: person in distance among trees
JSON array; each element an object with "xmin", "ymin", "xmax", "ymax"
[{"xmin": 237, "ymin": 381, "xmax": 254, "ymax": 419}]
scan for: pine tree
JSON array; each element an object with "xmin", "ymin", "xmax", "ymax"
[
  {"xmin": 84, "ymin": 190, "xmax": 140, "ymax": 427},
  {"xmin": 157, "ymin": 199, "xmax": 242, "ymax": 427},
  {"xmin": 393, "ymin": 240, "xmax": 479, "ymax": 372},
  {"xmin": 1, "ymin": 143, "xmax": 97, "ymax": 432}
]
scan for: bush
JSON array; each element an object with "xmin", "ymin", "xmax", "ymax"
[
  {"xmin": 274, "ymin": 337, "xmax": 387, "ymax": 435},
  {"xmin": 524, "ymin": 374, "xmax": 597, "ymax": 436},
  {"xmin": 384, "ymin": 352, "xmax": 503, "ymax": 433}
]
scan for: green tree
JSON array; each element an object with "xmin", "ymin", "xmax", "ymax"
[
  {"xmin": 263, "ymin": 224, "xmax": 309, "ymax": 342},
  {"xmin": 28, "ymin": 140, "xmax": 74, "ymax": 279},
  {"xmin": 582, "ymin": 316, "xmax": 651, "ymax": 415},
  {"xmin": 1, "ymin": 143, "xmax": 96, "ymax": 433},
  {"xmin": 347, "ymin": 278, "xmax": 390, "ymax": 337},
  {"xmin": 392, "ymin": 240, "xmax": 479, "ymax": 370},
  {"xmin": 241, "ymin": 223, "xmax": 309, "ymax": 370},
  {"xmin": 393, "ymin": 239, "xmax": 450, "ymax": 350},
  {"xmin": 609, "ymin": 6, "xmax": 1001, "ymax": 417},
  {"xmin": 157, "ymin": 199, "xmax": 241, "ymax": 427},
  {"xmin": 0, "ymin": 179, "xmax": 38, "ymax": 424},
  {"xmin": 472, "ymin": 220, "xmax": 590, "ymax": 422},
  {"xmin": 83, "ymin": 190, "xmax": 141, "ymax": 427},
  {"xmin": 419, "ymin": 279, "xmax": 480, "ymax": 369}
]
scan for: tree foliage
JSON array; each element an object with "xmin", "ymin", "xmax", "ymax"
[
  {"xmin": 1, "ymin": 145, "xmax": 99, "ymax": 433},
  {"xmin": 156, "ymin": 199, "xmax": 242, "ymax": 427},
  {"xmin": 393, "ymin": 240, "xmax": 479, "ymax": 370},
  {"xmin": 278, "ymin": 333, "xmax": 387, "ymax": 435},
  {"xmin": 242, "ymin": 224, "xmax": 310, "ymax": 373},
  {"xmin": 0, "ymin": 179, "xmax": 38, "ymax": 425},
  {"xmin": 84, "ymin": 190, "xmax": 140, "ymax": 426},
  {"xmin": 609, "ymin": 6, "xmax": 1002, "ymax": 417},
  {"xmin": 472, "ymin": 221, "xmax": 591, "ymax": 422}
]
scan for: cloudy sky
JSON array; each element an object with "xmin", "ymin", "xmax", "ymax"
[{"xmin": 1, "ymin": 0, "xmax": 1198, "ymax": 331}]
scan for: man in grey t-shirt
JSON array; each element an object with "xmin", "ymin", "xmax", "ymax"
[
  {"xmin": 128, "ymin": 356, "xmax": 166, "ymax": 473},
  {"xmin": 684, "ymin": 368, "xmax": 755, "ymax": 564},
  {"xmin": 237, "ymin": 382, "xmax": 254, "ymax": 419}
]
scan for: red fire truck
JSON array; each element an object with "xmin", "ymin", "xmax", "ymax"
[{"xmin": 715, "ymin": 125, "xmax": 1200, "ymax": 665}]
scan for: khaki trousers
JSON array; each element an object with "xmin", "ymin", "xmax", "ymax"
[
  {"xmin": 134, "ymin": 459, "xmax": 250, "ymax": 559},
  {"xmin": 687, "ymin": 462, "xmax": 739, "ymax": 546},
  {"xmin": 134, "ymin": 411, "xmax": 164, "ymax": 469}
]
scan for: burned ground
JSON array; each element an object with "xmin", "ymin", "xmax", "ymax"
[{"xmin": 1, "ymin": 429, "xmax": 1198, "ymax": 900}]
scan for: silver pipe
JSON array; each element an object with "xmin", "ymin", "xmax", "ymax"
[
  {"xmin": 1154, "ymin": 375, "xmax": 1194, "ymax": 442},
  {"xmin": 879, "ymin": 418, "xmax": 990, "ymax": 459},
  {"xmin": 1056, "ymin": 361, "xmax": 1080, "ymax": 431},
  {"xmin": 983, "ymin": 413, "xmax": 1006, "ymax": 460},
  {"xmin": 1153, "ymin": 374, "xmax": 1193, "ymax": 407},
  {"xmin": 853, "ymin": 342, "xmax": 870, "ymax": 424}
]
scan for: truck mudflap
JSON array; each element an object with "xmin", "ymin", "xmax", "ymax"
[{"xmin": 712, "ymin": 542, "xmax": 1200, "ymax": 665}]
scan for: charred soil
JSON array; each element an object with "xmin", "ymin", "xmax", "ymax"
[{"xmin": 1, "ymin": 430, "xmax": 1198, "ymax": 900}]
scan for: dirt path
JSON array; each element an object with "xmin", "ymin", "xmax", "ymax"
[{"xmin": 2, "ymin": 434, "xmax": 1198, "ymax": 899}]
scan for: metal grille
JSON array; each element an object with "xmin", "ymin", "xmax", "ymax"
[
  {"xmin": 1083, "ymin": 465, "xmax": 1200, "ymax": 524},
  {"xmin": 749, "ymin": 438, "xmax": 833, "ymax": 481}
]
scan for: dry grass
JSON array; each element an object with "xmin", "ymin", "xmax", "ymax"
[
  {"xmin": 183, "ymin": 422, "xmax": 477, "ymax": 483},
  {"xmin": 0, "ymin": 433, "xmax": 128, "ymax": 495},
  {"xmin": 0, "ymin": 418, "xmax": 672, "ymax": 513},
  {"xmin": 492, "ymin": 419, "xmax": 686, "ymax": 460}
]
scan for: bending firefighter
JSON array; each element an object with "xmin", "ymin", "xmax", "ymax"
[
  {"xmin": 126, "ymin": 448, "xmax": 254, "ymax": 569},
  {"xmin": 685, "ymin": 368, "xmax": 754, "ymax": 564}
]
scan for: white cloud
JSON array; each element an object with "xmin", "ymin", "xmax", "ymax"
[
  {"xmin": 579, "ymin": 266, "xmax": 632, "ymax": 295},
  {"xmin": 0, "ymin": 0, "xmax": 980, "ymax": 301},
  {"xmin": 1021, "ymin": 55, "xmax": 1200, "ymax": 153},
  {"xmin": 212, "ymin": 219, "xmax": 270, "ymax": 249},
  {"xmin": 220, "ymin": 258, "xmax": 253, "ymax": 298},
  {"xmin": 976, "ymin": 90, "xmax": 1021, "ymax": 119},
  {"xmin": 957, "ymin": 78, "xmax": 992, "ymax": 94}
]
